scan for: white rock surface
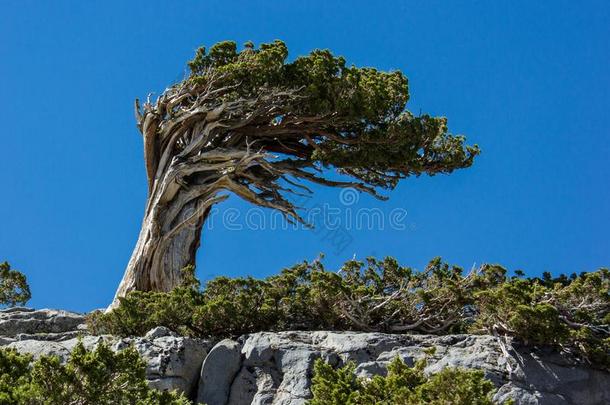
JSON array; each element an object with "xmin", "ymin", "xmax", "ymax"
[
  {"xmin": 0, "ymin": 307, "xmax": 86, "ymax": 338},
  {"xmin": 198, "ymin": 338, "xmax": 243, "ymax": 405},
  {"xmin": 197, "ymin": 331, "xmax": 610, "ymax": 405}
]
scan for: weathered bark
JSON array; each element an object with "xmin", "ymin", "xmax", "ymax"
[
  {"xmin": 108, "ymin": 85, "xmax": 244, "ymax": 308},
  {"xmin": 110, "ymin": 199, "xmax": 206, "ymax": 308}
]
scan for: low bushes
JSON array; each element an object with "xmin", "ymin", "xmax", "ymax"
[
  {"xmin": 309, "ymin": 355, "xmax": 506, "ymax": 405},
  {"xmin": 0, "ymin": 341, "xmax": 189, "ymax": 404},
  {"xmin": 89, "ymin": 257, "xmax": 610, "ymax": 369}
]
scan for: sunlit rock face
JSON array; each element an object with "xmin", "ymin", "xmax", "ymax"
[
  {"xmin": 2, "ymin": 307, "xmax": 609, "ymax": 405},
  {"xmin": 0, "ymin": 307, "xmax": 86, "ymax": 342},
  {"xmin": 197, "ymin": 331, "xmax": 610, "ymax": 405}
]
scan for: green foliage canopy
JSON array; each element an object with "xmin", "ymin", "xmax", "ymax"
[{"xmin": 185, "ymin": 40, "xmax": 478, "ymax": 190}]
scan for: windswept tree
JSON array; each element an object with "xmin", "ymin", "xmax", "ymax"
[{"xmin": 111, "ymin": 40, "xmax": 479, "ymax": 308}]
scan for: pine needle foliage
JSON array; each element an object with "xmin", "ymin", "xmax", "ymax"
[{"xmin": 90, "ymin": 258, "xmax": 610, "ymax": 369}]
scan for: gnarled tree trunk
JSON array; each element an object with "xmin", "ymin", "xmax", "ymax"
[
  {"xmin": 108, "ymin": 92, "xmax": 250, "ymax": 308},
  {"xmin": 111, "ymin": 199, "xmax": 206, "ymax": 306},
  {"xmin": 109, "ymin": 172, "xmax": 226, "ymax": 309},
  {"xmin": 108, "ymin": 88, "xmax": 289, "ymax": 309}
]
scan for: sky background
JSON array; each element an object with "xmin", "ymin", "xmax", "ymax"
[{"xmin": 1, "ymin": 1, "xmax": 608, "ymax": 312}]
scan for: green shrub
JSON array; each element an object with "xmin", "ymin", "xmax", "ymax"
[
  {"xmin": 91, "ymin": 258, "xmax": 610, "ymax": 369},
  {"xmin": 0, "ymin": 341, "xmax": 190, "ymax": 404},
  {"xmin": 309, "ymin": 357, "xmax": 503, "ymax": 405},
  {"xmin": 88, "ymin": 266, "xmax": 203, "ymax": 337},
  {"xmin": 0, "ymin": 347, "xmax": 33, "ymax": 403},
  {"xmin": 472, "ymin": 266, "xmax": 609, "ymax": 367},
  {"xmin": 472, "ymin": 276, "xmax": 570, "ymax": 345},
  {"xmin": 0, "ymin": 262, "xmax": 31, "ymax": 307}
]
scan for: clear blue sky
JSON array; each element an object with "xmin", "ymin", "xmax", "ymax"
[{"xmin": 1, "ymin": 1, "xmax": 608, "ymax": 312}]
